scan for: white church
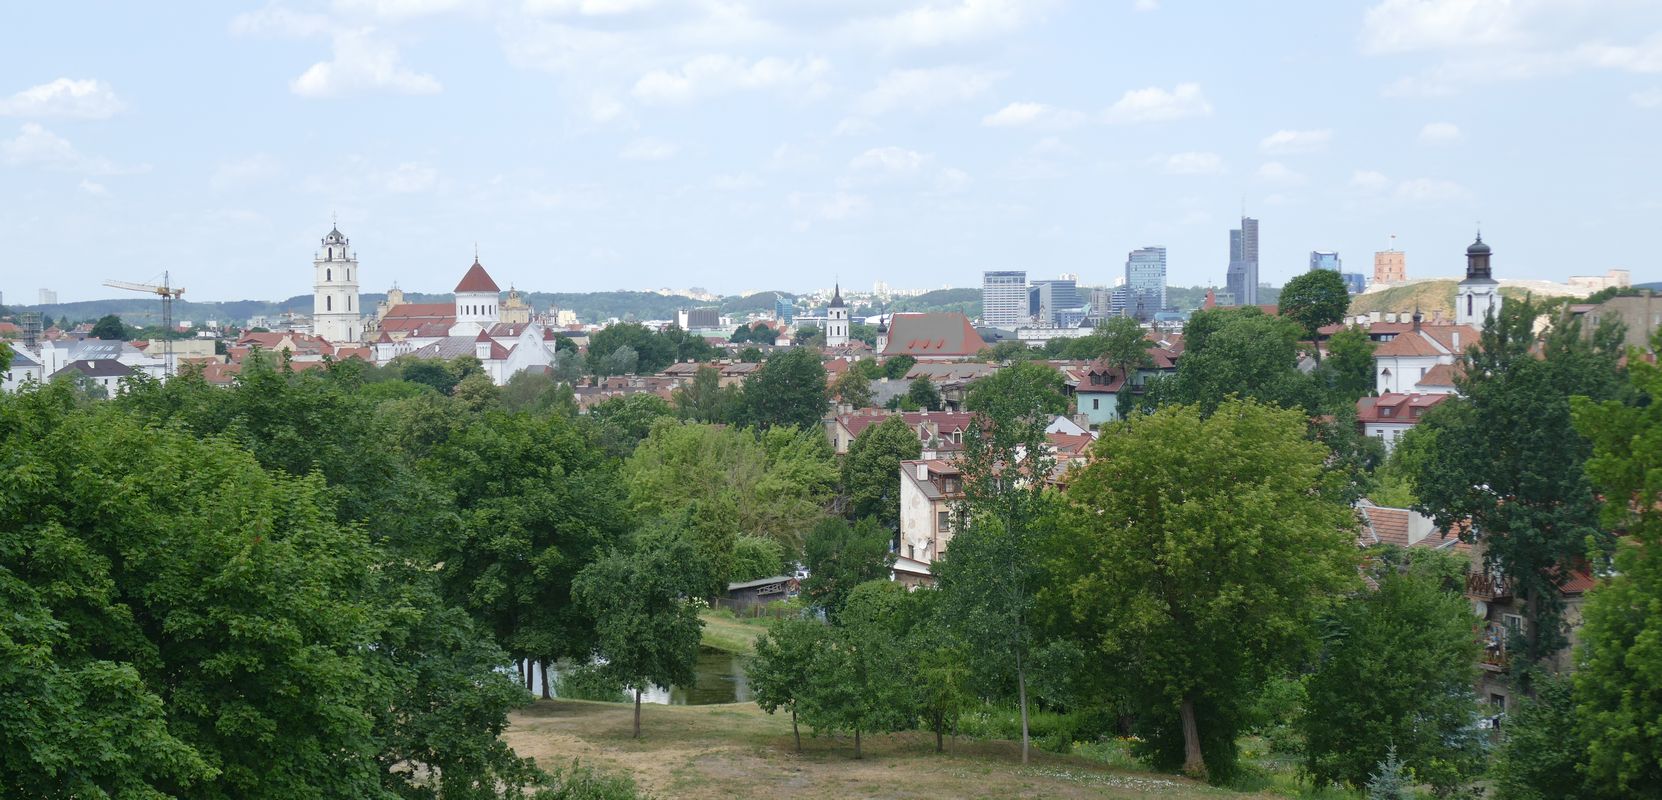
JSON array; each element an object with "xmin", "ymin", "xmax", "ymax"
[{"xmin": 309, "ymin": 224, "xmax": 558, "ymax": 385}]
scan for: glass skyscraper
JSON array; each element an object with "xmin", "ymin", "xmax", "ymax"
[
  {"xmin": 1226, "ymin": 217, "xmax": 1259, "ymax": 306},
  {"xmin": 1126, "ymin": 246, "xmax": 1167, "ymax": 318}
]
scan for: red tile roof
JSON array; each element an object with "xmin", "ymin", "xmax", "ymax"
[
  {"xmin": 379, "ymin": 303, "xmax": 455, "ymax": 333},
  {"xmin": 1374, "ymin": 330, "xmax": 1447, "ymax": 357},
  {"xmin": 454, "ymin": 260, "xmax": 500, "ymax": 293},
  {"xmin": 1415, "ymin": 363, "xmax": 1461, "ymax": 389},
  {"xmin": 1357, "ymin": 392, "xmax": 1450, "ymax": 424}
]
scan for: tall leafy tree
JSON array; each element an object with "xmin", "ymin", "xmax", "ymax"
[
  {"xmin": 1056, "ymin": 399, "xmax": 1357, "ymax": 780},
  {"xmin": 1413, "ymin": 298, "xmax": 1621, "ymax": 669},
  {"xmin": 882, "ymin": 354, "xmax": 916, "ymax": 380},
  {"xmin": 741, "ymin": 347, "xmax": 828, "ymax": 430},
  {"xmin": 587, "ymin": 392, "xmax": 674, "ymax": 458},
  {"xmin": 939, "ymin": 360, "xmax": 1065, "ymax": 765},
  {"xmin": 1313, "ymin": 325, "xmax": 1376, "ymax": 408},
  {"xmin": 572, "ymin": 535, "xmax": 707, "ymax": 738},
  {"xmin": 904, "ymin": 377, "xmax": 941, "ymax": 411},
  {"xmin": 802, "ymin": 517, "xmax": 896, "ymax": 616},
  {"xmin": 1569, "ymin": 332, "xmax": 1662, "ymax": 796},
  {"xmin": 1279, "ymin": 269, "xmax": 1352, "ymax": 360},
  {"xmin": 749, "ymin": 617, "xmax": 830, "ymax": 751},
  {"xmin": 1143, "ymin": 309, "xmax": 1314, "ymax": 415},
  {"xmin": 1490, "ymin": 675, "xmax": 1602, "ymax": 800},
  {"xmin": 1303, "ymin": 549, "xmax": 1485, "ymax": 793},
  {"xmin": 842, "ymin": 415, "xmax": 923, "ymax": 531},
  {"xmin": 89, "ymin": 313, "xmax": 129, "ymax": 340},
  {"xmin": 832, "ymin": 368, "xmax": 873, "ymax": 409},
  {"xmin": 585, "ymin": 322, "xmax": 675, "ymax": 375},
  {"xmin": 672, "ymin": 365, "xmax": 739, "ymax": 423},
  {"xmin": 799, "ymin": 581, "xmax": 919, "ymax": 759}
]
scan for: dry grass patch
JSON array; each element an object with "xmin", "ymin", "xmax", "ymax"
[{"xmin": 505, "ymin": 699, "xmax": 1270, "ymax": 800}]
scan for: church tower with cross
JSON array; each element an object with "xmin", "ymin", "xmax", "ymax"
[
  {"xmin": 1455, "ymin": 231, "xmax": 1501, "ymax": 327},
  {"xmin": 313, "ymin": 219, "xmax": 364, "ymax": 343}
]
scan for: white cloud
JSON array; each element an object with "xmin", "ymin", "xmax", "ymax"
[
  {"xmin": 1351, "ymin": 169, "xmax": 1393, "ymax": 192},
  {"xmin": 78, "ymin": 179, "xmax": 110, "ymax": 197},
  {"xmin": 1634, "ymin": 87, "xmax": 1662, "ymax": 107},
  {"xmin": 524, "ymin": 0, "xmax": 662, "ymax": 15},
  {"xmin": 620, "ymin": 137, "xmax": 679, "ymax": 160},
  {"xmin": 1159, "ymin": 151, "xmax": 1224, "ymax": 175},
  {"xmin": 1419, "ymin": 121, "xmax": 1463, "ymax": 143},
  {"xmin": 291, "ymin": 29, "xmax": 442, "ymax": 97},
  {"xmin": 381, "ymin": 162, "xmax": 437, "ymax": 192},
  {"xmin": 0, "ymin": 123, "xmax": 140, "ymax": 175},
  {"xmin": 231, "ymin": 6, "xmax": 332, "ymax": 37},
  {"xmin": 1361, "ymin": 0, "xmax": 1527, "ymax": 55},
  {"xmin": 981, "ymin": 101, "xmax": 1085, "ymax": 129},
  {"xmin": 1103, "ymin": 82, "xmax": 1211, "ymax": 124},
  {"xmin": 859, "ymin": 0, "xmax": 1056, "ymax": 48},
  {"xmin": 0, "ymin": 78, "xmax": 124, "ymax": 119},
  {"xmin": 1257, "ymin": 161, "xmax": 1306, "ymax": 184},
  {"xmin": 1134, "ymin": 0, "xmax": 1160, "ymax": 10},
  {"xmin": 1260, "ymin": 128, "xmax": 1332, "ymax": 154},
  {"xmin": 1395, "ymin": 177, "xmax": 1470, "ymax": 201},
  {"xmin": 587, "ymin": 92, "xmax": 627, "ymax": 123},
  {"xmin": 211, "ymin": 154, "xmax": 281, "ymax": 190},
  {"xmin": 332, "ymin": 0, "xmax": 474, "ymax": 20},
  {"xmin": 932, "ymin": 166, "xmax": 971, "ymax": 194},
  {"xmin": 632, "ymin": 54, "xmax": 830, "ymax": 104},
  {"xmin": 856, "ymin": 65, "xmax": 1000, "ymax": 115},
  {"xmin": 850, "ymin": 145, "xmax": 929, "ymax": 174}
]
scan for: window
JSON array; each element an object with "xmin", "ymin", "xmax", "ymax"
[
  {"xmin": 936, "ymin": 511, "xmax": 949, "ymax": 533},
  {"xmin": 326, "ymin": 296, "xmax": 332, "ymax": 311},
  {"xmin": 1468, "ymin": 294, "xmax": 1474, "ymax": 316},
  {"xmin": 1092, "ymin": 398, "xmax": 1100, "ymax": 410},
  {"xmin": 326, "ymin": 268, "xmax": 332, "ymax": 281},
  {"xmin": 907, "ymin": 543, "xmax": 915, "ymax": 559},
  {"xmin": 1380, "ymin": 407, "xmax": 1392, "ymax": 417},
  {"xmin": 1503, "ymin": 613, "xmax": 1525, "ymax": 638}
]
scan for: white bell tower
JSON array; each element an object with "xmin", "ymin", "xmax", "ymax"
[
  {"xmin": 313, "ymin": 221, "xmax": 363, "ymax": 343},
  {"xmin": 1455, "ymin": 232, "xmax": 1501, "ymax": 328},
  {"xmin": 826, "ymin": 283, "xmax": 849, "ymax": 347}
]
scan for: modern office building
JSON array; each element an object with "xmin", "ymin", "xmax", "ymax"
[
  {"xmin": 773, "ymin": 292, "xmax": 794, "ymax": 324},
  {"xmin": 1030, "ymin": 278, "xmax": 1084, "ymax": 326},
  {"xmin": 1126, "ymin": 246, "xmax": 1168, "ymax": 318},
  {"xmin": 1225, "ymin": 217, "xmax": 1259, "ymax": 306},
  {"xmin": 1309, "ymin": 251, "xmax": 1341, "ymax": 272},
  {"xmin": 981, "ymin": 270, "xmax": 1028, "ymax": 327},
  {"xmin": 1374, "ymin": 249, "xmax": 1406, "ymax": 285},
  {"xmin": 1341, "ymin": 273, "xmax": 1367, "ymax": 294},
  {"xmin": 37, "ymin": 288, "xmax": 57, "ymax": 306}
]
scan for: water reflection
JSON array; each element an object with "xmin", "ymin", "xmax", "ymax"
[{"xmin": 525, "ymin": 648, "xmax": 750, "ymax": 706}]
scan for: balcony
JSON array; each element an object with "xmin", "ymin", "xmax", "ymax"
[
  {"xmin": 1479, "ymin": 624, "xmax": 1512, "ymax": 672},
  {"xmin": 1466, "ymin": 572, "xmax": 1510, "ymax": 600}
]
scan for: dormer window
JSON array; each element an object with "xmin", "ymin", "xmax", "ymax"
[{"xmin": 1380, "ymin": 407, "xmax": 1392, "ymax": 417}]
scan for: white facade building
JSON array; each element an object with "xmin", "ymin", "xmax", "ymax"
[
  {"xmin": 825, "ymin": 283, "xmax": 849, "ymax": 347},
  {"xmin": 1456, "ymin": 234, "xmax": 1502, "ymax": 327},
  {"xmin": 450, "ymin": 257, "xmax": 501, "ymax": 337},
  {"xmin": 312, "ymin": 225, "xmax": 364, "ymax": 343}
]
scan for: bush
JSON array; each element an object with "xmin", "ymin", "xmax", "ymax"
[
  {"xmin": 541, "ymin": 760, "xmax": 646, "ymax": 800},
  {"xmin": 1246, "ymin": 675, "xmax": 1307, "ymax": 755}
]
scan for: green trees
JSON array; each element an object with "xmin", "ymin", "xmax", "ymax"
[
  {"xmin": 882, "ymin": 354, "xmax": 916, "ymax": 380},
  {"xmin": 1056, "ymin": 399, "xmax": 1357, "ymax": 780},
  {"xmin": 939, "ymin": 359, "xmax": 1064, "ymax": 765},
  {"xmin": 671, "ymin": 365, "xmax": 740, "ymax": 423},
  {"xmin": 1413, "ymin": 298, "xmax": 1620, "ymax": 668},
  {"xmin": 802, "ymin": 517, "xmax": 895, "ymax": 616},
  {"xmin": 832, "ymin": 368, "xmax": 873, "ymax": 408},
  {"xmin": 1314, "ymin": 325, "xmax": 1376, "ymax": 407},
  {"xmin": 585, "ymin": 322, "xmax": 675, "ymax": 376},
  {"xmin": 842, "ymin": 415, "xmax": 923, "ymax": 531},
  {"xmin": 89, "ymin": 313, "xmax": 129, "ymax": 340},
  {"xmin": 1490, "ymin": 675, "xmax": 1597, "ymax": 800},
  {"xmin": 1145, "ymin": 308, "xmax": 1314, "ymax": 415},
  {"xmin": 904, "ymin": 377, "xmax": 941, "ymax": 411},
  {"xmin": 0, "ymin": 386, "xmax": 544, "ymax": 797},
  {"xmin": 1303, "ymin": 551, "xmax": 1485, "ymax": 792},
  {"xmin": 573, "ymin": 536, "xmax": 707, "ymax": 738},
  {"xmin": 798, "ymin": 581, "xmax": 919, "ymax": 759},
  {"xmin": 749, "ymin": 618, "xmax": 829, "ymax": 751},
  {"xmin": 1279, "ymin": 269, "xmax": 1352, "ymax": 357},
  {"xmin": 741, "ymin": 347, "xmax": 828, "ymax": 430},
  {"xmin": 1569, "ymin": 332, "xmax": 1662, "ymax": 796}
]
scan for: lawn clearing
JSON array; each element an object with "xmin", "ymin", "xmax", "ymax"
[{"xmin": 505, "ymin": 699, "xmax": 1270, "ymax": 800}]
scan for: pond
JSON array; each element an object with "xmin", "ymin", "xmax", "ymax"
[{"xmin": 525, "ymin": 648, "xmax": 751, "ymax": 706}]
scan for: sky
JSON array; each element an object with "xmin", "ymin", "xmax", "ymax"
[{"xmin": 2, "ymin": 0, "xmax": 1660, "ymax": 304}]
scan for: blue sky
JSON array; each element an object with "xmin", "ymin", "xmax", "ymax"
[{"xmin": 2, "ymin": 0, "xmax": 1659, "ymax": 303}]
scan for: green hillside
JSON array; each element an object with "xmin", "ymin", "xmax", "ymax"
[{"xmin": 1348, "ymin": 281, "xmax": 1538, "ymax": 319}]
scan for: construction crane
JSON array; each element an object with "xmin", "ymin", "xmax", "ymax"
[{"xmin": 104, "ymin": 272, "xmax": 185, "ymax": 378}]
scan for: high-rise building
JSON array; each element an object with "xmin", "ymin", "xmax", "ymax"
[
  {"xmin": 1225, "ymin": 217, "xmax": 1259, "ymax": 306},
  {"xmin": 312, "ymin": 224, "xmax": 363, "ymax": 343},
  {"xmin": 1126, "ymin": 246, "xmax": 1168, "ymax": 318},
  {"xmin": 981, "ymin": 270, "xmax": 1028, "ymax": 327},
  {"xmin": 37, "ymin": 288, "xmax": 57, "ymax": 306},
  {"xmin": 1309, "ymin": 251, "xmax": 1341, "ymax": 272},
  {"xmin": 1030, "ymin": 278, "xmax": 1083, "ymax": 326},
  {"xmin": 1373, "ymin": 248, "xmax": 1406, "ymax": 285},
  {"xmin": 1341, "ymin": 273, "xmax": 1367, "ymax": 294},
  {"xmin": 773, "ymin": 292, "xmax": 794, "ymax": 324}
]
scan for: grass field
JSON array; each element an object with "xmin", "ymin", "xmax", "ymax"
[
  {"xmin": 505, "ymin": 699, "xmax": 1278, "ymax": 800},
  {"xmin": 696, "ymin": 608, "xmax": 777, "ymax": 654}
]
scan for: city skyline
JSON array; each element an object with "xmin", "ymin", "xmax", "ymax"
[{"xmin": 4, "ymin": 1, "xmax": 1661, "ymax": 302}]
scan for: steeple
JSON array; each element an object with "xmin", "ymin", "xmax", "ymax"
[
  {"xmin": 1465, "ymin": 231, "xmax": 1492, "ymax": 280},
  {"xmin": 828, "ymin": 282, "xmax": 845, "ymax": 308}
]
